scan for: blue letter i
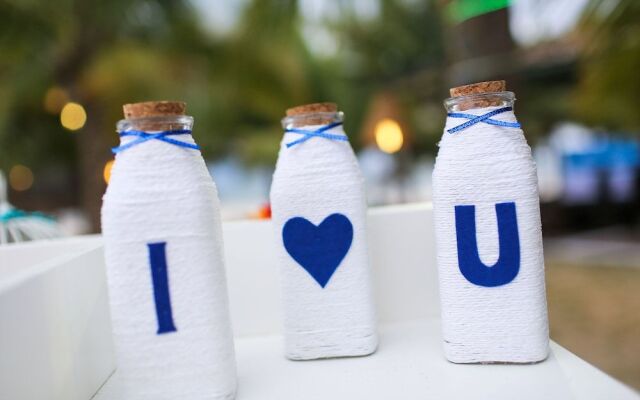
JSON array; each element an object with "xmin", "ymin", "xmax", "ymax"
[
  {"xmin": 454, "ymin": 202, "xmax": 520, "ymax": 287},
  {"xmin": 147, "ymin": 242, "xmax": 177, "ymax": 334}
]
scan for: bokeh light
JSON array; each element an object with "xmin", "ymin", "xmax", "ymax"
[
  {"xmin": 9, "ymin": 165, "xmax": 34, "ymax": 191},
  {"xmin": 103, "ymin": 160, "xmax": 114, "ymax": 184},
  {"xmin": 60, "ymin": 102, "xmax": 87, "ymax": 130},
  {"xmin": 374, "ymin": 118, "xmax": 404, "ymax": 154},
  {"xmin": 43, "ymin": 87, "xmax": 69, "ymax": 114}
]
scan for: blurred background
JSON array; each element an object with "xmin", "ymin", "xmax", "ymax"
[{"xmin": 0, "ymin": 0, "xmax": 638, "ymax": 389}]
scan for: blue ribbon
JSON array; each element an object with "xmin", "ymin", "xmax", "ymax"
[
  {"xmin": 0, "ymin": 208, "xmax": 54, "ymax": 223},
  {"xmin": 112, "ymin": 129, "xmax": 200, "ymax": 154},
  {"xmin": 0, "ymin": 209, "xmax": 26, "ymax": 223},
  {"xmin": 447, "ymin": 106, "xmax": 521, "ymax": 134},
  {"xmin": 284, "ymin": 122, "xmax": 348, "ymax": 148}
]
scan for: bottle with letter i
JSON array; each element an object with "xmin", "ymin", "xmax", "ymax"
[
  {"xmin": 101, "ymin": 101, "xmax": 237, "ymax": 399},
  {"xmin": 270, "ymin": 102, "xmax": 378, "ymax": 360},
  {"xmin": 432, "ymin": 81, "xmax": 549, "ymax": 363}
]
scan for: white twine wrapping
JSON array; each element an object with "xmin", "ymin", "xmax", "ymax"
[
  {"xmin": 433, "ymin": 107, "xmax": 549, "ymax": 363},
  {"xmin": 101, "ymin": 133, "xmax": 237, "ymax": 399},
  {"xmin": 270, "ymin": 124, "xmax": 378, "ymax": 360}
]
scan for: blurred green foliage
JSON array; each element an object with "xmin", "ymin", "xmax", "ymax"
[
  {"xmin": 1, "ymin": 0, "xmax": 639, "ymax": 221},
  {"xmin": 575, "ymin": 0, "xmax": 640, "ymax": 132},
  {"xmin": 0, "ymin": 0, "xmax": 214, "ymax": 167},
  {"xmin": 0, "ymin": 0, "xmax": 447, "ymax": 172}
]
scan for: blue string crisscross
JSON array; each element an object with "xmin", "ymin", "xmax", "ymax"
[
  {"xmin": 447, "ymin": 106, "xmax": 521, "ymax": 134},
  {"xmin": 112, "ymin": 129, "xmax": 200, "ymax": 154},
  {"xmin": 284, "ymin": 122, "xmax": 348, "ymax": 148}
]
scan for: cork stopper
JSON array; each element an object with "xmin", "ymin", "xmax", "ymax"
[
  {"xmin": 450, "ymin": 80, "xmax": 505, "ymax": 98},
  {"xmin": 121, "ymin": 101, "xmax": 187, "ymax": 131},
  {"xmin": 449, "ymin": 81, "xmax": 506, "ymax": 111},
  {"xmin": 123, "ymin": 101, "xmax": 186, "ymax": 119},
  {"xmin": 285, "ymin": 102, "xmax": 338, "ymax": 127}
]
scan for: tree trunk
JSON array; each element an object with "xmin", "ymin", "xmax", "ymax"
[
  {"xmin": 76, "ymin": 100, "xmax": 112, "ymax": 232},
  {"xmin": 443, "ymin": 7, "xmax": 518, "ymax": 87}
]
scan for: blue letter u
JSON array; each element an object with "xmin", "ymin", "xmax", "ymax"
[{"xmin": 454, "ymin": 202, "xmax": 520, "ymax": 287}]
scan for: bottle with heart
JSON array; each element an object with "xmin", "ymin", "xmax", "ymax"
[{"xmin": 270, "ymin": 102, "xmax": 378, "ymax": 360}]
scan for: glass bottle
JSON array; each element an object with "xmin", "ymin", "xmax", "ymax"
[
  {"xmin": 102, "ymin": 102, "xmax": 237, "ymax": 398},
  {"xmin": 270, "ymin": 102, "xmax": 378, "ymax": 360},
  {"xmin": 433, "ymin": 83, "xmax": 549, "ymax": 364}
]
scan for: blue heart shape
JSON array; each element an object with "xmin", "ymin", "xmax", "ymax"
[{"xmin": 282, "ymin": 213, "xmax": 354, "ymax": 288}]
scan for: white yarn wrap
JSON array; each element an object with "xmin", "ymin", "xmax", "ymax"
[
  {"xmin": 101, "ymin": 133, "xmax": 237, "ymax": 399},
  {"xmin": 270, "ymin": 124, "xmax": 378, "ymax": 360},
  {"xmin": 433, "ymin": 107, "xmax": 549, "ymax": 363}
]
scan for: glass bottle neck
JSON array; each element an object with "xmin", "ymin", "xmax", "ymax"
[
  {"xmin": 443, "ymin": 91, "xmax": 516, "ymax": 113},
  {"xmin": 116, "ymin": 115, "xmax": 194, "ymax": 132},
  {"xmin": 281, "ymin": 111, "xmax": 344, "ymax": 129}
]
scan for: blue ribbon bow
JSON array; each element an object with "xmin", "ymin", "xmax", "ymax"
[
  {"xmin": 284, "ymin": 122, "xmax": 348, "ymax": 148},
  {"xmin": 447, "ymin": 106, "xmax": 521, "ymax": 134},
  {"xmin": 112, "ymin": 129, "xmax": 200, "ymax": 154}
]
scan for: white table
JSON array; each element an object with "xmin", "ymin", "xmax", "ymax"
[
  {"xmin": 2, "ymin": 203, "xmax": 638, "ymax": 399},
  {"xmin": 93, "ymin": 319, "xmax": 638, "ymax": 400}
]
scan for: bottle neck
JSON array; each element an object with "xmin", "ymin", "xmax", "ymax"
[
  {"xmin": 281, "ymin": 111, "xmax": 344, "ymax": 129},
  {"xmin": 112, "ymin": 115, "xmax": 198, "ymax": 155},
  {"xmin": 116, "ymin": 115, "xmax": 194, "ymax": 133},
  {"xmin": 443, "ymin": 91, "xmax": 515, "ymax": 113}
]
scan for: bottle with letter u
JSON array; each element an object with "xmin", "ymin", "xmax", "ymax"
[
  {"xmin": 101, "ymin": 101, "xmax": 237, "ymax": 399},
  {"xmin": 432, "ymin": 81, "xmax": 549, "ymax": 363},
  {"xmin": 270, "ymin": 102, "xmax": 378, "ymax": 360}
]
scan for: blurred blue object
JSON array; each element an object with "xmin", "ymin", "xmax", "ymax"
[
  {"xmin": 562, "ymin": 135, "xmax": 639, "ymax": 204},
  {"xmin": 0, "ymin": 171, "xmax": 62, "ymax": 244}
]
